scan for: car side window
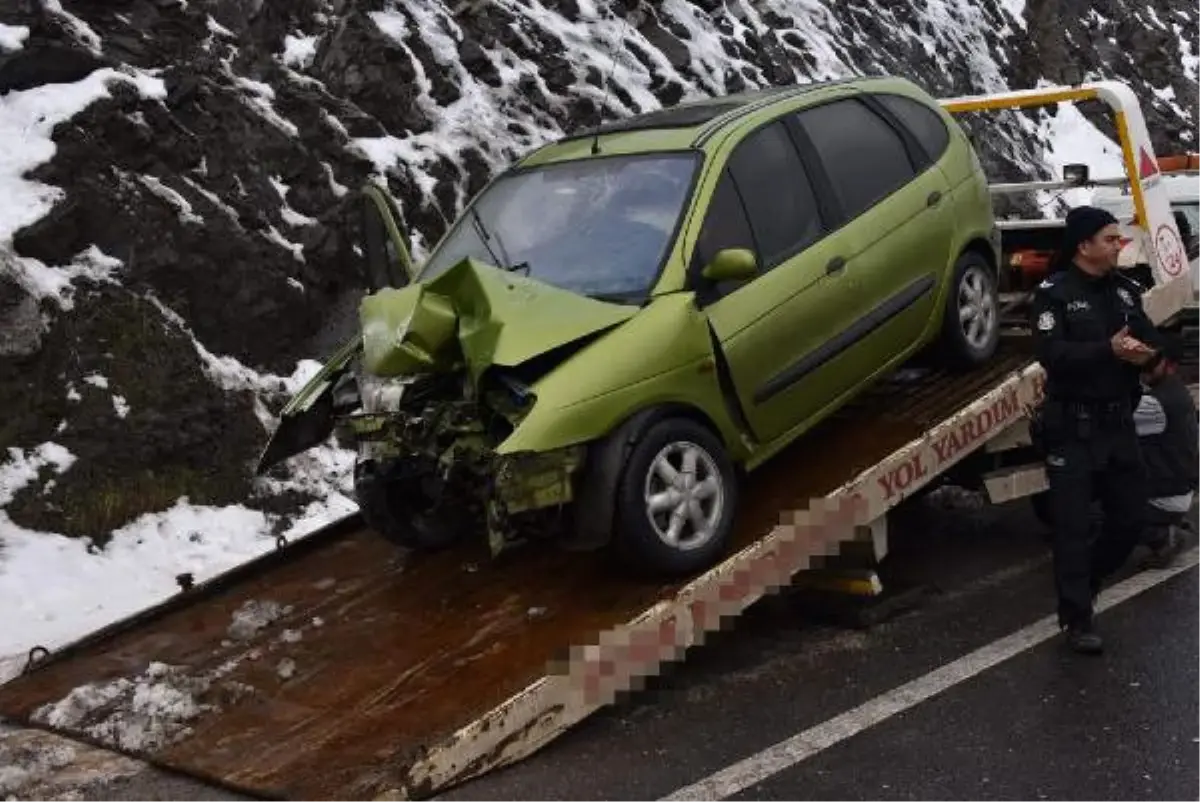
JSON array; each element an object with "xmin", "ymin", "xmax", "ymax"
[
  {"xmin": 795, "ymin": 98, "xmax": 916, "ymax": 221},
  {"xmin": 875, "ymin": 93, "xmax": 951, "ymax": 168},
  {"xmin": 726, "ymin": 120, "xmax": 824, "ymax": 269},
  {"xmin": 690, "ymin": 169, "xmax": 758, "ymax": 300}
]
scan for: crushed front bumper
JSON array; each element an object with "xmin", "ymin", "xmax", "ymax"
[{"xmin": 340, "ymin": 412, "xmax": 586, "ymax": 553}]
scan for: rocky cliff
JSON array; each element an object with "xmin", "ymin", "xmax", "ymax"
[{"xmin": 0, "ymin": 0, "xmax": 1195, "ymax": 552}]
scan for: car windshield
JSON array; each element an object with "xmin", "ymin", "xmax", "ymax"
[{"xmin": 417, "ymin": 151, "xmax": 699, "ymax": 302}]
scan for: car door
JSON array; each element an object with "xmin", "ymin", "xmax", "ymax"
[
  {"xmin": 789, "ymin": 94, "xmax": 957, "ymax": 385},
  {"xmin": 693, "ymin": 118, "xmax": 862, "ymax": 446},
  {"xmin": 361, "ymin": 183, "xmax": 417, "ymax": 290},
  {"xmin": 257, "ymin": 185, "xmax": 417, "ymax": 475}
]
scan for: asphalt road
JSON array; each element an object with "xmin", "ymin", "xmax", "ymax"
[
  {"xmin": 433, "ymin": 493, "xmax": 1198, "ymax": 801},
  {"xmin": 2, "ymin": 492, "xmax": 1196, "ymax": 801}
]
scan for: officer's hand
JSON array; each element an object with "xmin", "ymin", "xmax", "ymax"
[
  {"xmin": 1111, "ymin": 327, "xmax": 1155, "ymax": 364},
  {"xmin": 1110, "ymin": 326, "xmax": 1133, "ymax": 355}
]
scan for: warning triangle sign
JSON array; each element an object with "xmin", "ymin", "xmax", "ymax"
[{"xmin": 1139, "ymin": 147, "xmax": 1160, "ymax": 179}]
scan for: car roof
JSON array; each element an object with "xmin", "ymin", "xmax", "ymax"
[{"xmin": 516, "ymin": 75, "xmax": 884, "ymax": 168}]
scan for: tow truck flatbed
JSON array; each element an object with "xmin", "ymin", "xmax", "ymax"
[{"xmin": 0, "ymin": 344, "xmax": 1036, "ymax": 800}]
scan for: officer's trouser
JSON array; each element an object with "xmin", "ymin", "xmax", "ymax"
[{"xmin": 1042, "ymin": 410, "xmax": 1147, "ymax": 628}]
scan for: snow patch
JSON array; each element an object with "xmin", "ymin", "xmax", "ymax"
[
  {"xmin": 1177, "ymin": 25, "xmax": 1199, "ymax": 83},
  {"xmin": 0, "ymin": 69, "xmax": 163, "ymax": 249},
  {"xmin": 227, "ymin": 599, "xmax": 288, "ymax": 640},
  {"xmin": 1038, "ymin": 103, "xmax": 1126, "ymax": 208},
  {"xmin": 42, "ymin": 0, "xmax": 102, "ymax": 55},
  {"xmin": 270, "ymin": 176, "xmax": 319, "ymax": 227},
  {"xmin": 138, "ymin": 175, "xmax": 205, "ymax": 225},
  {"xmin": 234, "ymin": 77, "xmax": 300, "ymax": 137},
  {"xmin": 321, "ymin": 161, "xmax": 349, "ymax": 197},
  {"xmin": 112, "ymin": 394, "xmax": 131, "ymax": 419},
  {"xmin": 180, "ymin": 176, "xmax": 242, "ymax": 223},
  {"xmin": 206, "ymin": 14, "xmax": 235, "ymax": 38},
  {"xmin": 0, "ymin": 443, "xmax": 76, "ymax": 506},
  {"xmin": 139, "ymin": 292, "xmax": 315, "ymax": 400},
  {"xmin": 0, "ymin": 730, "xmax": 81, "ymax": 797},
  {"xmin": 28, "ymin": 660, "xmax": 249, "ymax": 752},
  {"xmin": 0, "ymin": 23, "xmax": 29, "ymax": 52},
  {"xmin": 999, "ymin": 0, "xmax": 1027, "ymax": 29},
  {"xmin": 0, "ymin": 502, "xmax": 279, "ymax": 685},
  {"xmin": 81, "ymin": 373, "xmax": 109, "ymax": 390},
  {"xmin": 7, "ymin": 245, "xmax": 125, "ymax": 310},
  {"xmin": 282, "ymin": 33, "xmax": 319, "ymax": 69}
]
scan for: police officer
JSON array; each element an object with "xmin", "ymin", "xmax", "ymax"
[{"xmin": 1030, "ymin": 205, "xmax": 1165, "ymax": 655}]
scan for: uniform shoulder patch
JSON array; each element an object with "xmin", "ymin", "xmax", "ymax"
[{"xmin": 1036, "ymin": 310, "xmax": 1057, "ymax": 331}]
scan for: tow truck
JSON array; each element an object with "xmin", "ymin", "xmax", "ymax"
[{"xmin": 0, "ymin": 80, "xmax": 1193, "ymax": 801}]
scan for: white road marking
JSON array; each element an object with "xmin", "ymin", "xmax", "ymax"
[{"xmin": 661, "ymin": 549, "xmax": 1199, "ymax": 801}]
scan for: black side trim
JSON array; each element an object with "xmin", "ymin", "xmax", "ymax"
[
  {"xmin": 706, "ymin": 323, "xmax": 759, "ymax": 443},
  {"xmin": 754, "ymin": 272, "xmax": 936, "ymax": 405}
]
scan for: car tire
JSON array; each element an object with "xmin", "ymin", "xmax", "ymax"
[
  {"xmin": 612, "ymin": 417, "xmax": 739, "ymax": 577},
  {"xmin": 355, "ymin": 461, "xmax": 463, "ymax": 551},
  {"xmin": 939, "ymin": 251, "xmax": 1000, "ymax": 370}
]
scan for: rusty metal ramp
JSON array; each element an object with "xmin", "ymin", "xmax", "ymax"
[{"xmin": 0, "ymin": 343, "xmax": 1039, "ymax": 801}]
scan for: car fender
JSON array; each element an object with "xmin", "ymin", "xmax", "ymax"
[
  {"xmin": 563, "ymin": 405, "xmax": 680, "ymax": 551},
  {"xmin": 495, "ymin": 294, "xmax": 747, "ymax": 458}
]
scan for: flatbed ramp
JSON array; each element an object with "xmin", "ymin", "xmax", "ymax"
[{"xmin": 0, "ymin": 342, "xmax": 1040, "ymax": 800}]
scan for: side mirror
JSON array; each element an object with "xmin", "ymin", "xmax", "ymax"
[{"xmin": 701, "ymin": 248, "xmax": 758, "ymax": 283}]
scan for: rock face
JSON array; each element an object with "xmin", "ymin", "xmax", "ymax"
[{"xmin": 0, "ymin": 0, "xmax": 1195, "ymax": 543}]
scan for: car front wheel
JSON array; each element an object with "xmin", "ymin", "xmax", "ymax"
[
  {"xmin": 940, "ymin": 251, "xmax": 1000, "ymax": 369},
  {"xmin": 355, "ymin": 460, "xmax": 465, "ymax": 551},
  {"xmin": 613, "ymin": 417, "xmax": 739, "ymax": 576}
]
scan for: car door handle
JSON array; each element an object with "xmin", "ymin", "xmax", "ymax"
[
  {"xmin": 927, "ymin": 190, "xmax": 943, "ymax": 207},
  {"xmin": 826, "ymin": 256, "xmax": 846, "ymax": 275}
]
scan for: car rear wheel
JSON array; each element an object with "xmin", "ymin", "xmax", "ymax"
[
  {"xmin": 613, "ymin": 418, "xmax": 738, "ymax": 576},
  {"xmin": 939, "ymin": 251, "xmax": 1000, "ymax": 369}
]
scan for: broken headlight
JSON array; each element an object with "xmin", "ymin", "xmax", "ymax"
[{"xmin": 358, "ymin": 372, "xmax": 413, "ymax": 414}]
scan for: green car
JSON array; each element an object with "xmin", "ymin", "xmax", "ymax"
[{"xmin": 258, "ymin": 75, "xmax": 1000, "ymax": 577}]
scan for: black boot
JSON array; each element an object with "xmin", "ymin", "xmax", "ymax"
[{"xmin": 1065, "ymin": 619, "xmax": 1104, "ymax": 655}]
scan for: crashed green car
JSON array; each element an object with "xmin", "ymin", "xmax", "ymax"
[{"xmin": 258, "ymin": 76, "xmax": 1000, "ymax": 577}]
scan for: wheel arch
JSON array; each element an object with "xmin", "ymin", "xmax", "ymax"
[
  {"xmin": 567, "ymin": 401, "xmax": 733, "ymax": 552},
  {"xmin": 935, "ymin": 238, "xmax": 1002, "ymax": 369},
  {"xmin": 960, "ymin": 236, "xmax": 999, "ymax": 274}
]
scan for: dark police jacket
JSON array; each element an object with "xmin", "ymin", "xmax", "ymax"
[
  {"xmin": 1030, "ymin": 263, "xmax": 1164, "ymax": 410},
  {"xmin": 1134, "ymin": 374, "xmax": 1199, "ymax": 498}
]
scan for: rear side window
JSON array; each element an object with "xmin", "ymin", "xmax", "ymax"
[
  {"xmin": 876, "ymin": 93, "xmax": 951, "ymax": 166},
  {"xmin": 726, "ymin": 120, "xmax": 825, "ymax": 268},
  {"xmin": 795, "ymin": 98, "xmax": 916, "ymax": 221}
]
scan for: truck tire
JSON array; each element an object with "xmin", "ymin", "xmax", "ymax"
[
  {"xmin": 939, "ymin": 251, "xmax": 1000, "ymax": 370},
  {"xmin": 612, "ymin": 417, "xmax": 738, "ymax": 577}
]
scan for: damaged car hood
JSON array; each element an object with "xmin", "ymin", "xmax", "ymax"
[
  {"xmin": 254, "ymin": 258, "xmax": 637, "ymax": 475},
  {"xmin": 361, "ymin": 257, "xmax": 639, "ymax": 383}
]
